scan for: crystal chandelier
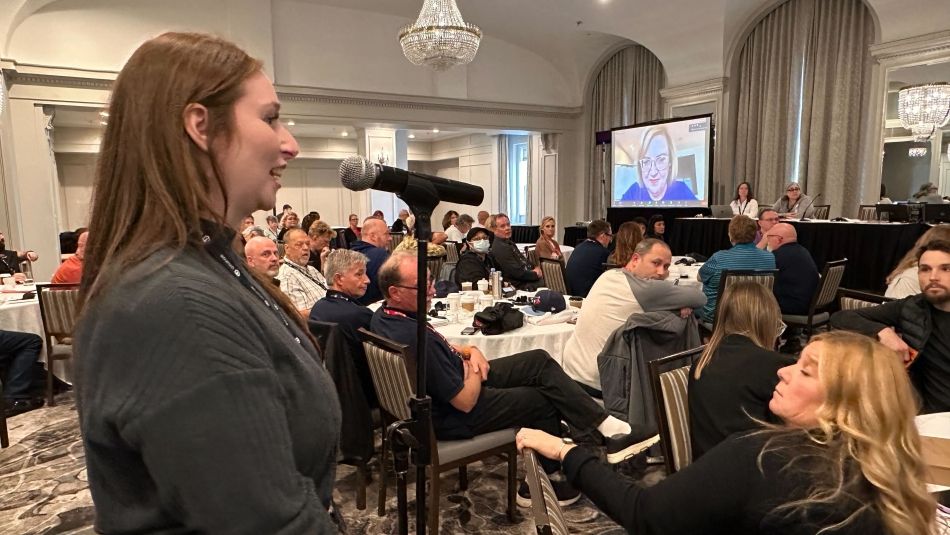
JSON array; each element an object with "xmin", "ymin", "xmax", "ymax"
[
  {"xmin": 898, "ymin": 83, "xmax": 950, "ymax": 141},
  {"xmin": 399, "ymin": 0, "xmax": 481, "ymax": 71}
]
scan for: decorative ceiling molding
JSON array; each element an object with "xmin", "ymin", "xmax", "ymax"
[
  {"xmin": 870, "ymin": 30, "xmax": 950, "ymax": 66},
  {"xmin": 1, "ymin": 60, "xmax": 115, "ymax": 90},
  {"xmin": 660, "ymin": 77, "xmax": 728, "ymax": 100}
]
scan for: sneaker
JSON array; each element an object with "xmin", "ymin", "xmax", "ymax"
[
  {"xmin": 516, "ymin": 478, "xmax": 581, "ymax": 508},
  {"xmin": 4, "ymin": 398, "xmax": 41, "ymax": 417},
  {"xmin": 605, "ymin": 429, "xmax": 660, "ymax": 464}
]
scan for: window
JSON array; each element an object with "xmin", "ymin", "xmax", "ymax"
[{"xmin": 507, "ymin": 135, "xmax": 529, "ymax": 224}]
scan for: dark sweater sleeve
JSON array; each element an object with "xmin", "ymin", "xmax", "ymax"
[
  {"xmin": 562, "ymin": 435, "xmax": 760, "ymax": 533},
  {"xmin": 492, "ymin": 242, "xmax": 539, "ymax": 282},
  {"xmin": 830, "ymin": 299, "xmax": 906, "ymax": 337}
]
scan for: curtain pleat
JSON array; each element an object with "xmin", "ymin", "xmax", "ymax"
[
  {"xmin": 586, "ymin": 46, "xmax": 665, "ymax": 218},
  {"xmin": 498, "ymin": 134, "xmax": 509, "ymax": 215}
]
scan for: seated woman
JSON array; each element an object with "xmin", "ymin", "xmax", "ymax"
[
  {"xmin": 455, "ymin": 227, "xmax": 496, "ymax": 286},
  {"xmin": 730, "ymin": 181, "xmax": 759, "ymax": 217},
  {"xmin": 772, "ymin": 182, "xmax": 814, "ymax": 219},
  {"xmin": 886, "ymin": 224, "xmax": 950, "ymax": 298},
  {"xmin": 535, "ymin": 216, "xmax": 563, "ymax": 262},
  {"xmin": 620, "ymin": 125, "xmax": 698, "ymax": 202},
  {"xmin": 517, "ymin": 331, "xmax": 935, "ymax": 535},
  {"xmin": 688, "ymin": 281, "xmax": 793, "ymax": 459},
  {"xmin": 607, "ymin": 221, "xmax": 643, "ymax": 266},
  {"xmin": 645, "ymin": 214, "xmax": 665, "ymax": 242}
]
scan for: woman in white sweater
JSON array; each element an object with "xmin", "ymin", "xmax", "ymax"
[{"xmin": 729, "ymin": 181, "xmax": 759, "ymax": 217}]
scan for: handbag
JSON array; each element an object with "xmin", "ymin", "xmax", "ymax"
[{"xmin": 472, "ymin": 302, "xmax": 524, "ymax": 335}]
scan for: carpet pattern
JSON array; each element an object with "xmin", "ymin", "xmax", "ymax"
[{"xmin": 1, "ymin": 394, "xmax": 663, "ymax": 534}]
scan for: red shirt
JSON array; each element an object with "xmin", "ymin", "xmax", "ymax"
[{"xmin": 52, "ymin": 255, "xmax": 83, "ymax": 284}]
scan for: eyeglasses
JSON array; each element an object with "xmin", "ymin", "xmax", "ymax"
[
  {"xmin": 787, "ymin": 187, "xmax": 801, "ymax": 192},
  {"xmin": 395, "ymin": 279, "xmax": 434, "ymax": 291},
  {"xmin": 638, "ymin": 154, "xmax": 670, "ymax": 174},
  {"xmin": 777, "ymin": 321, "xmax": 788, "ymax": 338}
]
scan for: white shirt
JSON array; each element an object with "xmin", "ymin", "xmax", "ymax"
[
  {"xmin": 445, "ymin": 225, "xmax": 466, "ymax": 243},
  {"xmin": 730, "ymin": 198, "xmax": 759, "ymax": 217},
  {"xmin": 277, "ymin": 258, "xmax": 328, "ymax": 311},
  {"xmin": 885, "ymin": 266, "xmax": 920, "ymax": 299}
]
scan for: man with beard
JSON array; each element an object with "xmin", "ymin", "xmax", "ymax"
[
  {"xmin": 276, "ymin": 228, "xmax": 328, "ymax": 315},
  {"xmin": 831, "ymin": 240, "xmax": 950, "ymax": 413},
  {"xmin": 0, "ymin": 230, "xmax": 38, "ymax": 281},
  {"xmin": 244, "ymin": 236, "xmax": 281, "ymax": 285}
]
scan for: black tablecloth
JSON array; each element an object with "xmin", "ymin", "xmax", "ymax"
[
  {"xmin": 667, "ymin": 218, "xmax": 929, "ymax": 293},
  {"xmin": 511, "ymin": 225, "xmax": 540, "ymax": 244}
]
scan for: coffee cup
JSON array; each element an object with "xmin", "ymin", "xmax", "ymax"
[
  {"xmin": 461, "ymin": 282, "xmax": 473, "ymax": 291},
  {"xmin": 461, "ymin": 294, "xmax": 476, "ymax": 313}
]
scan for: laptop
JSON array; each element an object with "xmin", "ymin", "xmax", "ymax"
[{"xmin": 710, "ymin": 205, "xmax": 734, "ymax": 218}]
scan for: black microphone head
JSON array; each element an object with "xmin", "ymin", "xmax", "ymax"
[{"xmin": 339, "ymin": 156, "xmax": 378, "ymax": 191}]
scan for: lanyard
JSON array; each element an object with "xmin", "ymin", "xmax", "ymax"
[
  {"xmin": 283, "ymin": 259, "xmax": 328, "ymax": 290},
  {"xmin": 204, "ymin": 235, "xmax": 303, "ymax": 346},
  {"xmin": 382, "ymin": 306, "xmax": 461, "ymax": 358}
]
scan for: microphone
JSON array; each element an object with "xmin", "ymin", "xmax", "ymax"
[
  {"xmin": 797, "ymin": 192, "xmax": 821, "ymax": 221},
  {"xmin": 339, "ymin": 156, "xmax": 484, "ymax": 207}
]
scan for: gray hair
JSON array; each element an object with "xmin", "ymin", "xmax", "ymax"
[
  {"xmin": 378, "ymin": 251, "xmax": 416, "ymax": 299},
  {"xmin": 634, "ymin": 238, "xmax": 669, "ymax": 257},
  {"xmin": 324, "ymin": 249, "xmax": 368, "ymax": 283},
  {"xmin": 458, "ymin": 214, "xmax": 475, "ymax": 227},
  {"xmin": 265, "ymin": 215, "xmax": 279, "ymax": 224}
]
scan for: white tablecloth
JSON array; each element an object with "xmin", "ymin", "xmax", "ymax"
[
  {"xmin": 0, "ymin": 293, "xmax": 73, "ymax": 383},
  {"xmin": 669, "ymin": 256, "xmax": 703, "ymax": 287},
  {"xmin": 916, "ymin": 412, "xmax": 950, "ymax": 492}
]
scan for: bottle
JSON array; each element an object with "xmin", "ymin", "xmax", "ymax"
[{"xmin": 491, "ymin": 270, "xmax": 503, "ymax": 299}]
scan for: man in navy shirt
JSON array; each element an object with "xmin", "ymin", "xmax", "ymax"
[
  {"xmin": 349, "ymin": 218, "xmax": 391, "ymax": 305},
  {"xmin": 370, "ymin": 252, "xmax": 659, "ymax": 506},
  {"xmin": 564, "ymin": 220, "xmax": 612, "ymax": 297},
  {"xmin": 766, "ymin": 223, "xmax": 818, "ymax": 315},
  {"xmin": 310, "ymin": 249, "xmax": 374, "ymax": 374}
]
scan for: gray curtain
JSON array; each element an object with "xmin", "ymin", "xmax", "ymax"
[
  {"xmin": 586, "ymin": 46, "xmax": 665, "ymax": 218},
  {"xmin": 733, "ymin": 0, "xmax": 873, "ymax": 217},
  {"xmin": 497, "ymin": 134, "xmax": 509, "ymax": 216},
  {"xmin": 798, "ymin": 0, "xmax": 874, "ymax": 217}
]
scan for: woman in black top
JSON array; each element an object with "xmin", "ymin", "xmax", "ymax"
[
  {"xmin": 455, "ymin": 227, "xmax": 496, "ymax": 286},
  {"xmin": 517, "ymin": 331, "xmax": 935, "ymax": 535},
  {"xmin": 75, "ymin": 32, "xmax": 342, "ymax": 533},
  {"xmin": 688, "ymin": 281, "xmax": 793, "ymax": 458},
  {"xmin": 645, "ymin": 214, "xmax": 665, "ymax": 242}
]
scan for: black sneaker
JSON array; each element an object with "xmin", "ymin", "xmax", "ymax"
[
  {"xmin": 516, "ymin": 478, "xmax": 581, "ymax": 508},
  {"xmin": 4, "ymin": 398, "xmax": 40, "ymax": 417},
  {"xmin": 605, "ymin": 428, "xmax": 660, "ymax": 464}
]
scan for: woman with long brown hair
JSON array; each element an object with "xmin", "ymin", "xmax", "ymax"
[
  {"xmin": 518, "ymin": 331, "xmax": 935, "ymax": 535},
  {"xmin": 885, "ymin": 224, "xmax": 950, "ymax": 298},
  {"xmin": 689, "ymin": 281, "xmax": 792, "ymax": 459},
  {"xmin": 607, "ymin": 221, "xmax": 643, "ymax": 266},
  {"xmin": 75, "ymin": 32, "xmax": 341, "ymax": 532}
]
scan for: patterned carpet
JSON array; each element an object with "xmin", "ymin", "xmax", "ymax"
[{"xmin": 1, "ymin": 394, "xmax": 663, "ymax": 534}]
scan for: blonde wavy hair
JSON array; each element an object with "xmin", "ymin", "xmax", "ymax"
[
  {"xmin": 886, "ymin": 224, "xmax": 950, "ymax": 284},
  {"xmin": 762, "ymin": 331, "xmax": 935, "ymax": 535},
  {"xmin": 693, "ymin": 281, "xmax": 781, "ymax": 379}
]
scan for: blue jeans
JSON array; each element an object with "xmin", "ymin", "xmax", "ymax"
[{"xmin": 0, "ymin": 330, "xmax": 42, "ymax": 400}]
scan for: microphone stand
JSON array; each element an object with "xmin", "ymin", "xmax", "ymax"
[{"xmin": 797, "ymin": 193, "xmax": 821, "ymax": 222}]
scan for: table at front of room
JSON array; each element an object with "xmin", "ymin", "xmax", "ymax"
[{"xmin": 667, "ymin": 218, "xmax": 929, "ymax": 293}]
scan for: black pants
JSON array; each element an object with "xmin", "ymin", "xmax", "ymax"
[
  {"xmin": 0, "ymin": 330, "xmax": 42, "ymax": 400},
  {"xmin": 466, "ymin": 349, "xmax": 608, "ymax": 473}
]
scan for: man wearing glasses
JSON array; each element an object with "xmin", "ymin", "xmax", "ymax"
[
  {"xmin": 755, "ymin": 208, "xmax": 781, "ymax": 250},
  {"xmin": 565, "ymin": 219, "xmax": 613, "ymax": 298}
]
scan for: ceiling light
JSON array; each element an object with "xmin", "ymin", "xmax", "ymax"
[
  {"xmin": 432, "ymin": 128, "xmax": 440, "ymax": 133},
  {"xmin": 341, "ymin": 131, "xmax": 349, "ymax": 137},
  {"xmin": 98, "ymin": 110, "xmax": 109, "ymax": 118},
  {"xmin": 898, "ymin": 83, "xmax": 950, "ymax": 141},
  {"xmin": 399, "ymin": 0, "xmax": 482, "ymax": 71},
  {"xmin": 408, "ymin": 134, "xmax": 416, "ymax": 139}
]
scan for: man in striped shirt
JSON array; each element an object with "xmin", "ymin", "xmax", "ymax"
[
  {"xmin": 698, "ymin": 215, "xmax": 776, "ymax": 322},
  {"xmin": 277, "ymin": 228, "xmax": 328, "ymax": 315}
]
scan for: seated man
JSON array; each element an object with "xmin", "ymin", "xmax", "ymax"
[
  {"xmin": 0, "ymin": 229, "xmax": 39, "ymax": 281},
  {"xmin": 244, "ymin": 236, "xmax": 281, "ymax": 285},
  {"xmin": 310, "ymin": 249, "xmax": 374, "ymax": 403},
  {"xmin": 52, "ymin": 231, "xmax": 88, "ymax": 284},
  {"xmin": 391, "ymin": 209, "xmax": 410, "ymax": 234},
  {"xmin": 698, "ymin": 215, "xmax": 776, "ymax": 323},
  {"xmin": 755, "ymin": 208, "xmax": 780, "ymax": 250},
  {"xmin": 276, "ymin": 228, "xmax": 328, "ymax": 315},
  {"xmin": 766, "ymin": 223, "xmax": 818, "ymax": 315},
  {"xmin": 564, "ymin": 220, "xmax": 612, "ymax": 297},
  {"xmin": 349, "ymin": 218, "xmax": 391, "ymax": 305},
  {"xmin": 455, "ymin": 227, "xmax": 497, "ymax": 286},
  {"xmin": 445, "ymin": 214, "xmax": 474, "ymax": 243},
  {"xmin": 370, "ymin": 252, "xmax": 658, "ymax": 506},
  {"xmin": 831, "ymin": 240, "xmax": 950, "ymax": 413},
  {"xmin": 490, "ymin": 213, "xmax": 542, "ymax": 291},
  {"xmin": 1, "ymin": 329, "xmax": 43, "ymax": 415},
  {"xmin": 562, "ymin": 239, "xmax": 706, "ymax": 395}
]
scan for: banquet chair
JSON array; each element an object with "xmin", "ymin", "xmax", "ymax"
[
  {"xmin": 390, "ymin": 232, "xmax": 406, "ymax": 251},
  {"xmin": 539, "ymin": 258, "xmax": 569, "ymax": 295},
  {"xmin": 523, "ymin": 448, "xmax": 570, "ymax": 535},
  {"xmin": 524, "ymin": 245, "xmax": 539, "ymax": 268},
  {"xmin": 358, "ymin": 328, "xmax": 518, "ymax": 526},
  {"xmin": 36, "ymin": 283, "xmax": 80, "ymax": 407},
  {"xmin": 445, "ymin": 241, "xmax": 460, "ymax": 264},
  {"xmin": 427, "ymin": 256, "xmax": 446, "ymax": 282},
  {"xmin": 782, "ymin": 259, "xmax": 847, "ymax": 336},
  {"xmin": 649, "ymin": 346, "xmax": 705, "ymax": 475},
  {"xmin": 837, "ymin": 288, "xmax": 893, "ymax": 311},
  {"xmin": 812, "ymin": 205, "xmax": 831, "ymax": 220},
  {"xmin": 858, "ymin": 205, "xmax": 878, "ymax": 221},
  {"xmin": 18, "ymin": 261, "xmax": 33, "ymax": 281},
  {"xmin": 702, "ymin": 269, "xmax": 777, "ymax": 332}
]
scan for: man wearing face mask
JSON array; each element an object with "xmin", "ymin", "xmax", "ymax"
[{"xmin": 455, "ymin": 227, "xmax": 497, "ymax": 286}]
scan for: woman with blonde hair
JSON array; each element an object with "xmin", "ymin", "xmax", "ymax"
[
  {"xmin": 277, "ymin": 210, "xmax": 299, "ymax": 241},
  {"xmin": 620, "ymin": 125, "xmax": 698, "ymax": 202},
  {"xmin": 886, "ymin": 224, "xmax": 950, "ymax": 298},
  {"xmin": 75, "ymin": 33, "xmax": 341, "ymax": 532},
  {"xmin": 607, "ymin": 221, "xmax": 643, "ymax": 266},
  {"xmin": 689, "ymin": 281, "xmax": 793, "ymax": 459},
  {"xmin": 535, "ymin": 216, "xmax": 563, "ymax": 261},
  {"xmin": 517, "ymin": 330, "xmax": 935, "ymax": 535}
]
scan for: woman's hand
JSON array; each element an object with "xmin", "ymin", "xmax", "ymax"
[{"xmin": 516, "ymin": 428, "xmax": 575, "ymax": 461}]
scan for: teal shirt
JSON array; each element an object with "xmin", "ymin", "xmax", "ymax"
[{"xmin": 698, "ymin": 242, "xmax": 776, "ymax": 321}]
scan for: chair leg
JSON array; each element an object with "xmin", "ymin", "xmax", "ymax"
[
  {"xmin": 377, "ymin": 434, "xmax": 388, "ymax": 517},
  {"xmin": 46, "ymin": 359, "xmax": 55, "ymax": 407},
  {"xmin": 507, "ymin": 450, "xmax": 517, "ymax": 522},
  {"xmin": 428, "ymin": 470, "xmax": 440, "ymax": 534},
  {"xmin": 0, "ymin": 403, "xmax": 8, "ymax": 448},
  {"xmin": 458, "ymin": 465, "xmax": 468, "ymax": 491},
  {"xmin": 356, "ymin": 462, "xmax": 367, "ymax": 511}
]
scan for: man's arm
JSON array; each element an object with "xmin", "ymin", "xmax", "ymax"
[
  {"xmin": 630, "ymin": 277, "xmax": 707, "ymax": 312},
  {"xmin": 449, "ymin": 359, "xmax": 482, "ymax": 413},
  {"xmin": 829, "ymin": 299, "xmax": 906, "ymax": 338},
  {"xmin": 491, "ymin": 243, "xmax": 539, "ymax": 282}
]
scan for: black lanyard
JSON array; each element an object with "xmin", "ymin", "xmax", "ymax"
[
  {"xmin": 203, "ymin": 235, "xmax": 303, "ymax": 346},
  {"xmin": 283, "ymin": 259, "xmax": 328, "ymax": 290}
]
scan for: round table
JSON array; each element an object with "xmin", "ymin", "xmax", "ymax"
[
  {"xmin": 0, "ymin": 290, "xmax": 73, "ymax": 383},
  {"xmin": 669, "ymin": 256, "xmax": 703, "ymax": 287}
]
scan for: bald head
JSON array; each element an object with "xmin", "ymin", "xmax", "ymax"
[
  {"xmin": 766, "ymin": 222, "xmax": 797, "ymax": 250},
  {"xmin": 362, "ymin": 218, "xmax": 390, "ymax": 248},
  {"xmin": 245, "ymin": 236, "xmax": 280, "ymax": 278}
]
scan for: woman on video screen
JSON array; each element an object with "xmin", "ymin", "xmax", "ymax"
[{"xmin": 620, "ymin": 125, "xmax": 698, "ymax": 203}]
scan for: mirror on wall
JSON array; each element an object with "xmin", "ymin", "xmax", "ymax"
[{"xmin": 881, "ymin": 60, "xmax": 950, "ymax": 202}]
